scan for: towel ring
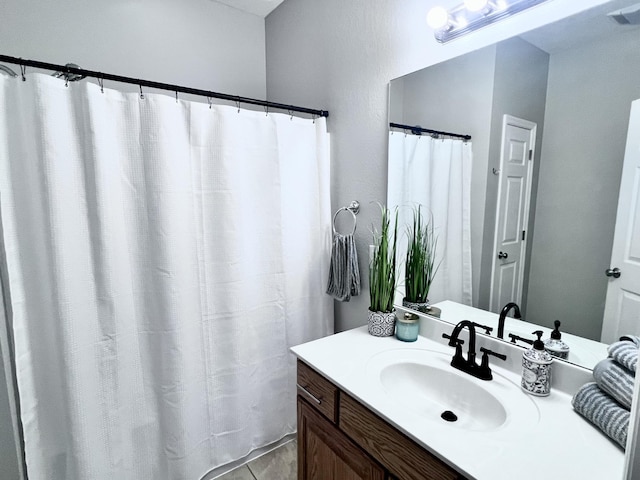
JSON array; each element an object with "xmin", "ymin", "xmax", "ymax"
[{"xmin": 333, "ymin": 207, "xmax": 357, "ymax": 236}]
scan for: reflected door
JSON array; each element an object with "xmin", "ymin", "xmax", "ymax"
[
  {"xmin": 490, "ymin": 115, "xmax": 537, "ymax": 313},
  {"xmin": 601, "ymin": 99, "xmax": 640, "ymax": 344}
]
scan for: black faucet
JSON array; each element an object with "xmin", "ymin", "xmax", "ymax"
[
  {"xmin": 497, "ymin": 302, "xmax": 522, "ymax": 339},
  {"xmin": 443, "ymin": 320, "xmax": 506, "ymax": 381}
]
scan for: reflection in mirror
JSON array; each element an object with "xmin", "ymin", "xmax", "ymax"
[{"xmin": 387, "ymin": 0, "xmax": 640, "ymax": 370}]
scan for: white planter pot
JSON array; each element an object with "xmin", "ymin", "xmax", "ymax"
[
  {"xmin": 402, "ymin": 297, "xmax": 430, "ymax": 313},
  {"xmin": 367, "ymin": 309, "xmax": 396, "ymax": 337}
]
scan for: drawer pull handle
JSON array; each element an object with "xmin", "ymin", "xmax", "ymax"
[{"xmin": 297, "ymin": 383, "xmax": 322, "ymax": 404}]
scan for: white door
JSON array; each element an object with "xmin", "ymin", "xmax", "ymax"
[
  {"xmin": 601, "ymin": 99, "xmax": 640, "ymax": 344},
  {"xmin": 489, "ymin": 115, "xmax": 537, "ymax": 312}
]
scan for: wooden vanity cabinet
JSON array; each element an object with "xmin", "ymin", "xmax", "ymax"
[{"xmin": 296, "ymin": 360, "xmax": 465, "ymax": 480}]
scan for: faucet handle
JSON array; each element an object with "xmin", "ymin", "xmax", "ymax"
[
  {"xmin": 472, "ymin": 322, "xmax": 494, "ymax": 335},
  {"xmin": 480, "ymin": 347, "xmax": 507, "ymax": 361},
  {"xmin": 443, "ymin": 333, "xmax": 466, "ymax": 366},
  {"xmin": 477, "ymin": 347, "xmax": 507, "ymax": 381},
  {"xmin": 508, "ymin": 333, "xmax": 534, "ymax": 346},
  {"xmin": 442, "ymin": 333, "xmax": 464, "ymax": 347}
]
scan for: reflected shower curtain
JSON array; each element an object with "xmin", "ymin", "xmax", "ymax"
[
  {"xmin": 0, "ymin": 74, "xmax": 332, "ymax": 480},
  {"xmin": 387, "ymin": 132, "xmax": 472, "ymax": 306}
]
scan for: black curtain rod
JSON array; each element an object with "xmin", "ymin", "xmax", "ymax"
[
  {"xmin": 0, "ymin": 54, "xmax": 329, "ymax": 118},
  {"xmin": 390, "ymin": 122, "xmax": 471, "ymax": 141}
]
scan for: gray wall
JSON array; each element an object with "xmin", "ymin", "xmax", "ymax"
[
  {"xmin": 0, "ymin": 0, "xmax": 267, "ymax": 99},
  {"xmin": 0, "ymin": 0, "xmax": 267, "ymax": 476},
  {"xmin": 479, "ymin": 37, "xmax": 550, "ymax": 311},
  {"xmin": 391, "ymin": 46, "xmax": 497, "ymax": 307},
  {"xmin": 526, "ymin": 28, "xmax": 640, "ymax": 340}
]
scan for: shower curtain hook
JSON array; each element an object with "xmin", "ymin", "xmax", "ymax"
[
  {"xmin": 207, "ymin": 96, "xmax": 213, "ymax": 109},
  {"xmin": 20, "ymin": 64, "xmax": 26, "ymax": 81},
  {"xmin": 65, "ymin": 76, "xmax": 69, "ymax": 88},
  {"xmin": 264, "ymin": 105, "xmax": 269, "ymax": 116},
  {"xmin": 288, "ymin": 109, "xmax": 293, "ymax": 121},
  {"xmin": 98, "ymin": 76, "xmax": 104, "ymax": 94},
  {"xmin": 175, "ymin": 91, "xmax": 178, "ymax": 103},
  {"xmin": 236, "ymin": 99, "xmax": 241, "ymax": 113},
  {"xmin": 139, "ymin": 85, "xmax": 144, "ymax": 99}
]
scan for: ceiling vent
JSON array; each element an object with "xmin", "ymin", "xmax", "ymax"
[{"xmin": 607, "ymin": 3, "xmax": 640, "ymax": 25}]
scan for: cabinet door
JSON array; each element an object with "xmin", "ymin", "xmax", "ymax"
[
  {"xmin": 339, "ymin": 394, "xmax": 462, "ymax": 480},
  {"xmin": 298, "ymin": 397, "xmax": 385, "ymax": 480}
]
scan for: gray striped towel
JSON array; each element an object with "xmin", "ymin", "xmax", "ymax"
[
  {"xmin": 608, "ymin": 336, "xmax": 640, "ymax": 373},
  {"xmin": 572, "ymin": 382, "xmax": 629, "ymax": 449},
  {"xmin": 326, "ymin": 233, "xmax": 360, "ymax": 301},
  {"xmin": 593, "ymin": 358, "xmax": 634, "ymax": 410}
]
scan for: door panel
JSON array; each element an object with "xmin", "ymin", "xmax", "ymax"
[
  {"xmin": 503, "ymin": 176, "xmax": 525, "ymax": 243},
  {"xmin": 602, "ymin": 99, "xmax": 640, "ymax": 343},
  {"xmin": 496, "ymin": 261, "xmax": 517, "ymax": 308}
]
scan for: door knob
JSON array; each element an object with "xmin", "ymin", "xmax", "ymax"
[
  {"xmin": 498, "ymin": 251, "xmax": 508, "ymax": 260},
  {"xmin": 605, "ymin": 267, "xmax": 621, "ymax": 278}
]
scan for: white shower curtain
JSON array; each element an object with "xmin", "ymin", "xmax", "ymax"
[
  {"xmin": 0, "ymin": 73, "xmax": 332, "ymax": 480},
  {"xmin": 387, "ymin": 132, "xmax": 473, "ymax": 306}
]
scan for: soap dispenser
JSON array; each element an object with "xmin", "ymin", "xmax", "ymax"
[
  {"xmin": 544, "ymin": 320, "xmax": 570, "ymax": 360},
  {"xmin": 521, "ymin": 331, "xmax": 553, "ymax": 396}
]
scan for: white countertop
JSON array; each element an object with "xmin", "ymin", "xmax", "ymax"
[{"xmin": 291, "ymin": 321, "xmax": 625, "ymax": 480}]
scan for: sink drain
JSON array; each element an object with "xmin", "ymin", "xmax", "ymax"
[{"xmin": 441, "ymin": 410, "xmax": 458, "ymax": 422}]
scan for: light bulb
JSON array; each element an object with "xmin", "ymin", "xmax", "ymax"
[
  {"xmin": 426, "ymin": 6, "xmax": 450, "ymax": 30},
  {"xmin": 494, "ymin": 0, "xmax": 508, "ymax": 10},
  {"xmin": 464, "ymin": 0, "xmax": 489, "ymax": 12}
]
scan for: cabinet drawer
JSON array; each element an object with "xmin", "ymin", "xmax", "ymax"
[
  {"xmin": 339, "ymin": 393, "xmax": 462, "ymax": 480},
  {"xmin": 297, "ymin": 360, "xmax": 338, "ymax": 423}
]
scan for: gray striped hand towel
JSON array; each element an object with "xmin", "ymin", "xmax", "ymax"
[
  {"xmin": 572, "ymin": 382, "xmax": 629, "ymax": 449},
  {"xmin": 608, "ymin": 336, "xmax": 640, "ymax": 373},
  {"xmin": 326, "ymin": 233, "xmax": 360, "ymax": 301},
  {"xmin": 593, "ymin": 358, "xmax": 634, "ymax": 410}
]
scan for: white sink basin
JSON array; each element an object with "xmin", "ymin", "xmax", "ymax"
[{"xmin": 367, "ymin": 348, "xmax": 540, "ymax": 434}]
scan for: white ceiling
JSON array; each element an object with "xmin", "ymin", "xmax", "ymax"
[
  {"xmin": 520, "ymin": 0, "xmax": 640, "ymax": 53},
  {"xmin": 212, "ymin": 0, "xmax": 285, "ymax": 17}
]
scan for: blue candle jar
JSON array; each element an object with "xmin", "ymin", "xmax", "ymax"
[{"xmin": 396, "ymin": 312, "xmax": 420, "ymax": 342}]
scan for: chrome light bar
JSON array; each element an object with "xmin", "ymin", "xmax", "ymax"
[{"xmin": 429, "ymin": 0, "xmax": 550, "ymax": 43}]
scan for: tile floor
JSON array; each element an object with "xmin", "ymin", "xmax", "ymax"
[{"xmin": 215, "ymin": 440, "xmax": 297, "ymax": 480}]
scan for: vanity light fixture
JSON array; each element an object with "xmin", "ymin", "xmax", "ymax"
[{"xmin": 427, "ymin": 0, "xmax": 549, "ymax": 43}]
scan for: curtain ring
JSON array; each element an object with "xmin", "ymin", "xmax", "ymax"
[
  {"xmin": 20, "ymin": 64, "xmax": 26, "ymax": 81},
  {"xmin": 139, "ymin": 85, "xmax": 144, "ymax": 99},
  {"xmin": 98, "ymin": 76, "xmax": 104, "ymax": 94}
]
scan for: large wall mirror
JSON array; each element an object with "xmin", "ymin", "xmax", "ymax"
[{"xmin": 388, "ymin": 0, "xmax": 640, "ymax": 370}]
